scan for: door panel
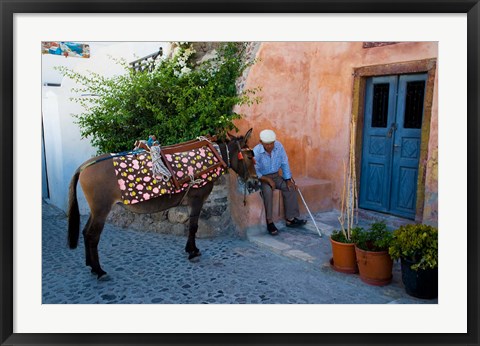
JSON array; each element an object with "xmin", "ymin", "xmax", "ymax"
[
  {"xmin": 359, "ymin": 76, "xmax": 397, "ymax": 212},
  {"xmin": 359, "ymin": 73, "xmax": 426, "ymax": 219},
  {"xmin": 364, "ymin": 163, "xmax": 386, "ymax": 206},
  {"xmin": 390, "ymin": 74, "xmax": 427, "ymax": 218}
]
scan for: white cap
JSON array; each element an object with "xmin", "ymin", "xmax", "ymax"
[{"xmin": 260, "ymin": 129, "xmax": 276, "ymax": 143}]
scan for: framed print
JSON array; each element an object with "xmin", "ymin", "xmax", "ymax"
[{"xmin": 1, "ymin": 1, "xmax": 479, "ymax": 345}]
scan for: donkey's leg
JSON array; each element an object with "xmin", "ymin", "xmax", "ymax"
[
  {"xmin": 185, "ymin": 198, "xmax": 203, "ymax": 260},
  {"xmin": 78, "ymin": 157, "xmax": 119, "ymax": 279},
  {"xmin": 185, "ymin": 184, "xmax": 213, "ymax": 260},
  {"xmin": 82, "ymin": 216, "xmax": 92, "ymax": 267},
  {"xmin": 84, "ymin": 212, "xmax": 110, "ymax": 279}
]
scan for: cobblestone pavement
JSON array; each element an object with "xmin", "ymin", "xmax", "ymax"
[{"xmin": 42, "ymin": 201, "xmax": 436, "ymax": 304}]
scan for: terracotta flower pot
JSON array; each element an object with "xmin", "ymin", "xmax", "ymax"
[
  {"xmin": 355, "ymin": 246, "xmax": 393, "ymax": 286},
  {"xmin": 330, "ymin": 237, "xmax": 358, "ymax": 274}
]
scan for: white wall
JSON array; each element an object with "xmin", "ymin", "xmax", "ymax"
[{"xmin": 42, "ymin": 42, "xmax": 171, "ymax": 214}]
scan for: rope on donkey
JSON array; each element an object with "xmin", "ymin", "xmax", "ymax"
[
  {"xmin": 177, "ymin": 174, "xmax": 204, "ymax": 207},
  {"xmin": 150, "ymin": 145, "xmax": 172, "ymax": 182}
]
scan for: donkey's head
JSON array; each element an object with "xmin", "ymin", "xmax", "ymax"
[{"xmin": 226, "ymin": 128, "xmax": 260, "ymax": 191}]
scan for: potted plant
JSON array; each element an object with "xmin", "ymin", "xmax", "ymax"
[
  {"xmin": 330, "ymin": 228, "xmax": 361, "ymax": 274},
  {"xmin": 389, "ymin": 224, "xmax": 438, "ymax": 299},
  {"xmin": 330, "ymin": 120, "xmax": 361, "ymax": 274},
  {"xmin": 354, "ymin": 221, "xmax": 394, "ymax": 286}
]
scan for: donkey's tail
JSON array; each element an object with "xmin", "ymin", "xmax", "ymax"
[{"xmin": 68, "ymin": 168, "xmax": 81, "ymax": 249}]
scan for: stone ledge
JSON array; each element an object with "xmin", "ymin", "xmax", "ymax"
[
  {"xmin": 294, "ymin": 177, "xmax": 333, "ymax": 216},
  {"xmin": 106, "ymin": 177, "xmax": 234, "ymax": 238},
  {"xmin": 229, "ymin": 174, "xmax": 333, "ymax": 235}
]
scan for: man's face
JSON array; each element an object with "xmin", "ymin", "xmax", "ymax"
[{"xmin": 261, "ymin": 141, "xmax": 275, "ymax": 154}]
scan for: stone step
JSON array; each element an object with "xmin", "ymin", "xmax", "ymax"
[
  {"xmin": 292, "ymin": 176, "xmax": 333, "ymax": 217},
  {"xmin": 355, "ymin": 208, "xmax": 414, "ymax": 230},
  {"xmin": 229, "ymin": 175, "xmax": 333, "ymax": 234}
]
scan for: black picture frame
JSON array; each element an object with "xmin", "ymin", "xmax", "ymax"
[{"xmin": 1, "ymin": 1, "xmax": 478, "ymax": 345}]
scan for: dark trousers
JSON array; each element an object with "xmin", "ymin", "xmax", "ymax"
[{"xmin": 260, "ymin": 173, "xmax": 299, "ymax": 221}]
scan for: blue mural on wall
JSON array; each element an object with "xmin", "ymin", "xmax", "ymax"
[{"xmin": 42, "ymin": 42, "xmax": 90, "ymax": 58}]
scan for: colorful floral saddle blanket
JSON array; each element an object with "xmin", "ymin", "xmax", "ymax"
[{"xmin": 113, "ymin": 139, "xmax": 226, "ymax": 205}]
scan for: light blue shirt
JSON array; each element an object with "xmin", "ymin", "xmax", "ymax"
[{"xmin": 253, "ymin": 141, "xmax": 292, "ymax": 180}]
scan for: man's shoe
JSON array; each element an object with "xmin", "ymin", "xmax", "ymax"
[
  {"xmin": 286, "ymin": 217, "xmax": 307, "ymax": 228},
  {"xmin": 267, "ymin": 222, "xmax": 279, "ymax": 235}
]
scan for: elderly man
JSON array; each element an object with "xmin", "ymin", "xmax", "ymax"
[{"xmin": 253, "ymin": 129, "xmax": 307, "ymax": 235}]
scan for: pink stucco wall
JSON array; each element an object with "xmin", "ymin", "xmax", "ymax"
[{"xmin": 234, "ymin": 42, "xmax": 438, "ymax": 225}]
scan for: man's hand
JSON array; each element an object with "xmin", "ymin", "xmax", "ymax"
[
  {"xmin": 286, "ymin": 179, "xmax": 296, "ymax": 191},
  {"xmin": 260, "ymin": 176, "xmax": 276, "ymax": 190}
]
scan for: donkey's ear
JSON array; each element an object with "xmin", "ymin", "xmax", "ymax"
[
  {"xmin": 226, "ymin": 132, "xmax": 236, "ymax": 140},
  {"xmin": 244, "ymin": 128, "xmax": 253, "ymax": 143}
]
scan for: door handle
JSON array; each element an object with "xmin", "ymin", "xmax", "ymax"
[{"xmin": 387, "ymin": 123, "xmax": 397, "ymax": 138}]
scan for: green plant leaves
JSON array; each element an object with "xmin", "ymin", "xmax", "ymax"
[
  {"xmin": 353, "ymin": 221, "xmax": 393, "ymax": 252},
  {"xmin": 59, "ymin": 42, "xmax": 261, "ymax": 154},
  {"xmin": 388, "ymin": 224, "xmax": 438, "ymax": 270},
  {"xmin": 331, "ymin": 229, "xmax": 355, "ymax": 243}
]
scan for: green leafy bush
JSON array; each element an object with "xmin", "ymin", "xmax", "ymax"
[
  {"xmin": 331, "ymin": 227, "xmax": 363, "ymax": 244},
  {"xmin": 354, "ymin": 221, "xmax": 393, "ymax": 252},
  {"xmin": 389, "ymin": 224, "xmax": 438, "ymax": 270},
  {"xmin": 57, "ymin": 42, "xmax": 261, "ymax": 154}
]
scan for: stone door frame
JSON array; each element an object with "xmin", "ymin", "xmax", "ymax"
[{"xmin": 351, "ymin": 58, "xmax": 437, "ymax": 222}]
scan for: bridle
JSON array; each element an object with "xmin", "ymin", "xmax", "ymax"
[
  {"xmin": 215, "ymin": 139, "xmax": 257, "ymax": 206},
  {"xmin": 215, "ymin": 140, "xmax": 255, "ymax": 171},
  {"xmin": 234, "ymin": 140, "xmax": 257, "ymax": 206},
  {"xmin": 235, "ymin": 140, "xmax": 255, "ymax": 175}
]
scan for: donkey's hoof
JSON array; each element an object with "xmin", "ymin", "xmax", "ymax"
[
  {"xmin": 91, "ymin": 268, "xmax": 108, "ymax": 280},
  {"xmin": 188, "ymin": 251, "xmax": 201, "ymax": 260},
  {"xmin": 97, "ymin": 273, "xmax": 110, "ymax": 281}
]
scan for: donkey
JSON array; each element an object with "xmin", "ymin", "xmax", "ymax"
[{"xmin": 68, "ymin": 129, "xmax": 258, "ymax": 279}]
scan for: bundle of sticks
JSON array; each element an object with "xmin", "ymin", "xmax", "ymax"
[{"xmin": 338, "ymin": 116, "xmax": 358, "ymax": 241}]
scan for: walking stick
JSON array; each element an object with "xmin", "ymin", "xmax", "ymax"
[{"xmin": 297, "ymin": 188, "xmax": 322, "ymax": 237}]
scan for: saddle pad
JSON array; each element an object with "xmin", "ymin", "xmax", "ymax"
[
  {"xmin": 160, "ymin": 139, "xmax": 226, "ymax": 189},
  {"xmin": 113, "ymin": 146, "xmax": 225, "ymax": 205}
]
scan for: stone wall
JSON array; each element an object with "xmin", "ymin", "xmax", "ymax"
[
  {"xmin": 107, "ymin": 175, "xmax": 236, "ymax": 238},
  {"xmin": 236, "ymin": 42, "xmax": 262, "ymax": 93}
]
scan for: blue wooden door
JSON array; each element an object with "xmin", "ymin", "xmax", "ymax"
[{"xmin": 359, "ymin": 74, "xmax": 427, "ymax": 219}]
